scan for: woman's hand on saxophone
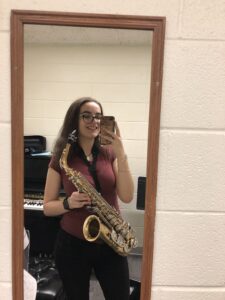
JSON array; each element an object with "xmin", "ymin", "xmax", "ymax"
[{"xmin": 67, "ymin": 191, "xmax": 91, "ymax": 209}]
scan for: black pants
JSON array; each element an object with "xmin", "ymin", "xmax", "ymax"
[{"xmin": 54, "ymin": 229, "xmax": 130, "ymax": 300}]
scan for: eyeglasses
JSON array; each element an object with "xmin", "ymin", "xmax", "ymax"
[{"xmin": 80, "ymin": 112, "xmax": 102, "ymax": 124}]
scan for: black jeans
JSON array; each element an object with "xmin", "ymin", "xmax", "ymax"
[{"xmin": 54, "ymin": 229, "xmax": 130, "ymax": 300}]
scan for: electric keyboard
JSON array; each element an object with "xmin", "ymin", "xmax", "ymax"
[
  {"xmin": 24, "ymin": 195, "xmax": 65, "ymax": 211},
  {"xmin": 24, "ymin": 154, "xmax": 65, "ymax": 211},
  {"xmin": 24, "ymin": 154, "xmax": 50, "ymax": 211},
  {"xmin": 24, "ymin": 198, "xmax": 44, "ymax": 211}
]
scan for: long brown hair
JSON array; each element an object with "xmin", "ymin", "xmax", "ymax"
[{"xmin": 52, "ymin": 97, "xmax": 103, "ymax": 161}]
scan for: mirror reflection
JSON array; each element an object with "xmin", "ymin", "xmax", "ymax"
[{"xmin": 23, "ymin": 24, "xmax": 152, "ymax": 299}]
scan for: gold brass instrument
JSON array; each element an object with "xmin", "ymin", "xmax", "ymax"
[{"xmin": 59, "ymin": 130, "xmax": 138, "ymax": 256}]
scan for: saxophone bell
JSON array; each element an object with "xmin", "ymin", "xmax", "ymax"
[{"xmin": 83, "ymin": 215, "xmax": 102, "ymax": 242}]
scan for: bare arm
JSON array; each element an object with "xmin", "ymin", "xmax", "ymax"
[
  {"xmin": 113, "ymin": 155, "xmax": 134, "ymax": 203},
  {"xmin": 101, "ymin": 123, "xmax": 134, "ymax": 203},
  {"xmin": 43, "ymin": 167, "xmax": 91, "ymax": 216},
  {"xmin": 43, "ymin": 167, "xmax": 68, "ymax": 216}
]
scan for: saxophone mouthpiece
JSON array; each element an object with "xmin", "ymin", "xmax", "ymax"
[{"xmin": 68, "ymin": 130, "xmax": 77, "ymax": 144}]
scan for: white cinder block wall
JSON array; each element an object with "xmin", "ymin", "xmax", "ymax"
[
  {"xmin": 24, "ymin": 43, "xmax": 149, "ymax": 245},
  {"xmin": 0, "ymin": 1, "xmax": 225, "ymax": 300}
]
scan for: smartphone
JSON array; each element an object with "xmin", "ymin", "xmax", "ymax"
[{"xmin": 100, "ymin": 116, "xmax": 115, "ymax": 145}]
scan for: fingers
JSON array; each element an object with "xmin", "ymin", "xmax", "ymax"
[
  {"xmin": 68, "ymin": 192, "xmax": 91, "ymax": 209},
  {"xmin": 100, "ymin": 125, "xmax": 123, "ymax": 152},
  {"xmin": 101, "ymin": 122, "xmax": 120, "ymax": 137},
  {"xmin": 99, "ymin": 131, "xmax": 115, "ymax": 144},
  {"xmin": 115, "ymin": 122, "xmax": 121, "ymax": 137},
  {"xmin": 100, "ymin": 127, "xmax": 116, "ymax": 140}
]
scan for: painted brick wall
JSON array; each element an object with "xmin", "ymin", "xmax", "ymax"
[
  {"xmin": 0, "ymin": 0, "xmax": 225, "ymax": 299},
  {"xmin": 24, "ymin": 42, "xmax": 149, "ymax": 244}
]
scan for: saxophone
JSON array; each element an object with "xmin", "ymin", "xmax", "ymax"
[{"xmin": 59, "ymin": 130, "xmax": 138, "ymax": 256}]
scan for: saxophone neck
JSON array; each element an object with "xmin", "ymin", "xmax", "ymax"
[
  {"xmin": 60, "ymin": 143, "xmax": 71, "ymax": 170},
  {"xmin": 60, "ymin": 130, "xmax": 77, "ymax": 169},
  {"xmin": 65, "ymin": 143, "xmax": 71, "ymax": 153}
]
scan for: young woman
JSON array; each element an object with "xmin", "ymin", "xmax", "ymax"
[{"xmin": 43, "ymin": 97, "xmax": 134, "ymax": 300}]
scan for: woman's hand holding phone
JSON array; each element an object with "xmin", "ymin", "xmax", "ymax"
[
  {"xmin": 100, "ymin": 119, "xmax": 126, "ymax": 160},
  {"xmin": 99, "ymin": 116, "xmax": 115, "ymax": 145}
]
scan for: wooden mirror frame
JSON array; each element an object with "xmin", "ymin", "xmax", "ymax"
[{"xmin": 11, "ymin": 10, "xmax": 165, "ymax": 300}]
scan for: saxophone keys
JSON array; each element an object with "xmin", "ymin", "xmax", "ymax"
[
  {"xmin": 123, "ymin": 244, "xmax": 131, "ymax": 254},
  {"xmin": 111, "ymin": 230, "xmax": 118, "ymax": 243},
  {"xmin": 86, "ymin": 205, "xmax": 94, "ymax": 212},
  {"xmin": 117, "ymin": 235, "xmax": 125, "ymax": 247}
]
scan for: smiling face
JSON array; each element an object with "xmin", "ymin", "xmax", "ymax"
[{"xmin": 78, "ymin": 101, "xmax": 102, "ymax": 142}]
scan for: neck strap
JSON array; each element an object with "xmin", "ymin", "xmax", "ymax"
[{"xmin": 80, "ymin": 147, "xmax": 101, "ymax": 193}]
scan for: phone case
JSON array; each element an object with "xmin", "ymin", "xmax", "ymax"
[{"xmin": 100, "ymin": 116, "xmax": 115, "ymax": 145}]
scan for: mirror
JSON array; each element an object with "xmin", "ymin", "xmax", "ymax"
[
  {"xmin": 11, "ymin": 10, "xmax": 165, "ymax": 300},
  {"xmin": 23, "ymin": 24, "xmax": 151, "ymax": 298}
]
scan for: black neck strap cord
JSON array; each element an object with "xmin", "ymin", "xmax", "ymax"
[{"xmin": 79, "ymin": 146, "xmax": 101, "ymax": 193}]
